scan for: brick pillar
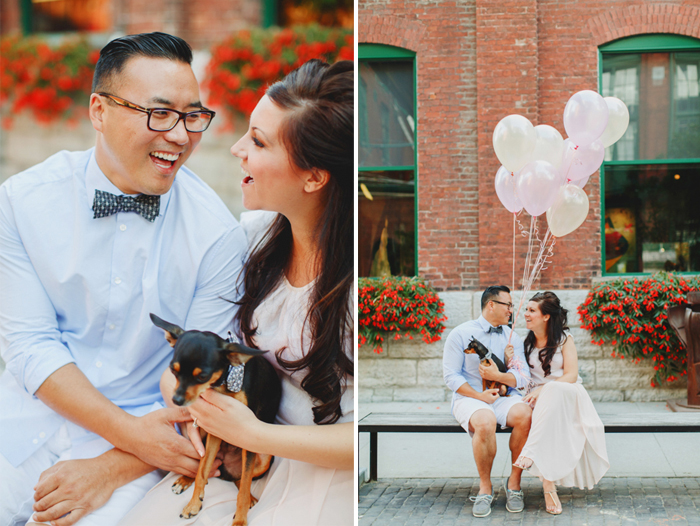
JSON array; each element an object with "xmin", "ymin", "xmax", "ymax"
[{"xmin": 476, "ymin": 0, "xmax": 539, "ymax": 290}]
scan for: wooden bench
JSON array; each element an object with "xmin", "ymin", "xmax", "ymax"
[{"xmin": 358, "ymin": 411, "xmax": 700, "ymax": 481}]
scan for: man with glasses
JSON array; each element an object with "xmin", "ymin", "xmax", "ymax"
[
  {"xmin": 0, "ymin": 33, "xmax": 246, "ymax": 526},
  {"xmin": 443, "ymin": 285, "xmax": 532, "ymax": 517}
]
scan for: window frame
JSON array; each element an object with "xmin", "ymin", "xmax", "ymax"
[
  {"xmin": 599, "ymin": 33, "xmax": 700, "ymax": 276},
  {"xmin": 358, "ymin": 43, "xmax": 419, "ymax": 276}
]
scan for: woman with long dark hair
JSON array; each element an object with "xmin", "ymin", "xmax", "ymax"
[
  {"xmin": 120, "ymin": 58, "xmax": 354, "ymax": 526},
  {"xmin": 509, "ymin": 292, "xmax": 608, "ymax": 515}
]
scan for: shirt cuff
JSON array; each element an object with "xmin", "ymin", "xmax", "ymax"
[{"xmin": 6, "ymin": 340, "xmax": 75, "ymax": 396}]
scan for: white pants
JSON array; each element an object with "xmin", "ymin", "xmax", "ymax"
[{"xmin": 0, "ymin": 423, "xmax": 163, "ymax": 526}]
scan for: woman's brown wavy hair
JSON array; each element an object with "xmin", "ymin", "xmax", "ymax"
[
  {"xmin": 524, "ymin": 291, "xmax": 569, "ymax": 377},
  {"xmin": 234, "ymin": 59, "xmax": 353, "ymax": 425}
]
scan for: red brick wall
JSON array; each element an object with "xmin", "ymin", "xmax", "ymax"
[
  {"xmin": 360, "ymin": 0, "xmax": 700, "ymax": 291},
  {"xmin": 0, "ymin": 0, "xmax": 259, "ymax": 49},
  {"xmin": 360, "ymin": 2, "xmax": 480, "ymax": 291},
  {"xmin": 0, "ymin": 0, "xmax": 20, "ymax": 35},
  {"xmin": 115, "ymin": 0, "xmax": 259, "ymax": 49}
]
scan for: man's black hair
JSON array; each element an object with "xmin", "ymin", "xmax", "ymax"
[
  {"xmin": 92, "ymin": 32, "xmax": 193, "ymax": 93},
  {"xmin": 481, "ymin": 285, "xmax": 511, "ymax": 311}
]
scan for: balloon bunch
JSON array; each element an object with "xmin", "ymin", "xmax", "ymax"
[{"xmin": 491, "ymin": 90, "xmax": 629, "ymax": 338}]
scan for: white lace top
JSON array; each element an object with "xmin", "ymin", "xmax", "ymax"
[{"xmin": 527, "ymin": 333, "xmax": 582, "ymax": 386}]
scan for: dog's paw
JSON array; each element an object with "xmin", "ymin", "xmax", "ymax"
[
  {"xmin": 249, "ymin": 495, "xmax": 258, "ymax": 508},
  {"xmin": 180, "ymin": 498, "xmax": 203, "ymax": 519},
  {"xmin": 172, "ymin": 476, "xmax": 194, "ymax": 494},
  {"xmin": 232, "ymin": 517, "xmax": 248, "ymax": 526}
]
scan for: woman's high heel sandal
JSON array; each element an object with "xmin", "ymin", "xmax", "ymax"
[
  {"xmin": 544, "ymin": 490, "xmax": 562, "ymax": 515},
  {"xmin": 513, "ymin": 456, "xmax": 533, "ymax": 471}
]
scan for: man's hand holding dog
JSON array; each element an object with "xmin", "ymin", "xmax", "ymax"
[
  {"xmin": 119, "ymin": 407, "xmax": 206, "ymax": 478},
  {"xmin": 479, "ymin": 360, "xmax": 502, "ymax": 382}
]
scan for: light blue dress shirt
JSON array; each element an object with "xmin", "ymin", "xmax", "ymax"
[
  {"xmin": 443, "ymin": 315, "xmax": 530, "ymax": 411},
  {"xmin": 0, "ymin": 148, "xmax": 247, "ymax": 467}
]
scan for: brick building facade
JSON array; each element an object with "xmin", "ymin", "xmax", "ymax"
[
  {"xmin": 359, "ymin": 0, "xmax": 700, "ymax": 292},
  {"xmin": 0, "ymin": 0, "xmax": 260, "ymax": 49}
]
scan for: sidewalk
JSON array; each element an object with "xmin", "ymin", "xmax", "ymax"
[{"xmin": 358, "ymin": 402, "xmax": 700, "ymax": 525}]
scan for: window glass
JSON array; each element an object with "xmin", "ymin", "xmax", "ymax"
[
  {"xmin": 602, "ymin": 51, "xmax": 700, "ymax": 161},
  {"xmin": 30, "ymin": 0, "xmax": 110, "ymax": 32},
  {"xmin": 604, "ymin": 164, "xmax": 700, "ymax": 273},
  {"xmin": 359, "ymin": 61, "xmax": 415, "ymax": 168},
  {"xmin": 358, "ymin": 170, "xmax": 415, "ymax": 277},
  {"xmin": 358, "ymin": 50, "xmax": 416, "ymax": 278}
]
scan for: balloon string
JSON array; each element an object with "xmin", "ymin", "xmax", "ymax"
[
  {"xmin": 512, "ymin": 212, "xmax": 516, "ymax": 292},
  {"xmin": 508, "ymin": 225, "xmax": 556, "ymax": 344},
  {"xmin": 563, "ymin": 143, "xmax": 578, "ymax": 182},
  {"xmin": 510, "ymin": 215, "xmax": 535, "ymax": 345}
]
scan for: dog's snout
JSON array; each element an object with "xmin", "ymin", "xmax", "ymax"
[{"xmin": 172, "ymin": 394, "xmax": 186, "ymax": 406}]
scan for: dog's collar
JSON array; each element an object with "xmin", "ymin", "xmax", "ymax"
[{"xmin": 225, "ymin": 364, "xmax": 245, "ymax": 393}]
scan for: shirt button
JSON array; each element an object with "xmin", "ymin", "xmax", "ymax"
[
  {"xmin": 32, "ymin": 439, "xmax": 38, "ymax": 444},
  {"xmin": 120, "ymin": 224, "xmax": 127, "ymax": 231},
  {"xmin": 96, "ymin": 361, "xmax": 103, "ymax": 368},
  {"xmin": 109, "ymin": 324, "xmax": 116, "ymax": 330},
  {"xmin": 114, "ymin": 277, "xmax": 122, "ymax": 285},
  {"xmin": 39, "ymin": 432, "xmax": 46, "ymax": 438}
]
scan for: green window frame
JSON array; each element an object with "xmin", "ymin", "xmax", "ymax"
[
  {"xmin": 358, "ymin": 44, "xmax": 418, "ymax": 277},
  {"xmin": 599, "ymin": 34, "xmax": 700, "ymax": 276}
]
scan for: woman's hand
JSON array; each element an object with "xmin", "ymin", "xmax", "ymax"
[
  {"xmin": 188, "ymin": 390, "xmax": 262, "ymax": 452},
  {"xmin": 522, "ymin": 386, "xmax": 543, "ymax": 408},
  {"xmin": 504, "ymin": 344, "xmax": 514, "ymax": 365}
]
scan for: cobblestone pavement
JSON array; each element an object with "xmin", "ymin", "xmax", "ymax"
[{"xmin": 359, "ymin": 477, "xmax": 700, "ymax": 525}]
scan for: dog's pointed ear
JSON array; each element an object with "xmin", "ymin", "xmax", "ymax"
[
  {"xmin": 221, "ymin": 341, "xmax": 268, "ymax": 366},
  {"xmin": 150, "ymin": 313, "xmax": 184, "ymax": 347}
]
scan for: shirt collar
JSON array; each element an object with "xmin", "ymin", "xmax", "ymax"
[
  {"xmin": 477, "ymin": 315, "xmax": 505, "ymax": 333},
  {"xmin": 85, "ymin": 148, "xmax": 173, "ymax": 213}
]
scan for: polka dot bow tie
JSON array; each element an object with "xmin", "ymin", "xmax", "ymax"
[{"xmin": 92, "ymin": 189, "xmax": 160, "ymax": 222}]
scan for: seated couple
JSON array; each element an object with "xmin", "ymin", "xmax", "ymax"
[
  {"xmin": 0, "ymin": 32, "xmax": 354, "ymax": 526},
  {"xmin": 443, "ymin": 286, "xmax": 610, "ymax": 517}
]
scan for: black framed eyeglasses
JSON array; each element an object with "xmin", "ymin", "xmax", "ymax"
[
  {"xmin": 97, "ymin": 93, "xmax": 215, "ymax": 133},
  {"xmin": 491, "ymin": 299, "xmax": 514, "ymax": 309}
]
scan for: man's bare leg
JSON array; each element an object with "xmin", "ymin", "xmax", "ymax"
[
  {"xmin": 505, "ymin": 403, "xmax": 532, "ymax": 490},
  {"xmin": 468, "ymin": 409, "xmax": 498, "ymax": 495}
]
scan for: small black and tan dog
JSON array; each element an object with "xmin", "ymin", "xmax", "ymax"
[
  {"xmin": 150, "ymin": 314, "xmax": 282, "ymax": 526},
  {"xmin": 464, "ymin": 337, "xmax": 509, "ymax": 397}
]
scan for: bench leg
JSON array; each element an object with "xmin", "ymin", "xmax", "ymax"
[{"xmin": 370, "ymin": 431, "xmax": 377, "ymax": 481}]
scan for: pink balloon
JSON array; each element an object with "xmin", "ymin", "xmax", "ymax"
[
  {"xmin": 571, "ymin": 174, "xmax": 590, "ymax": 189},
  {"xmin": 560, "ymin": 139, "xmax": 604, "ymax": 182},
  {"xmin": 494, "ymin": 166, "xmax": 523, "ymax": 213},
  {"xmin": 563, "ymin": 90, "xmax": 609, "ymax": 147},
  {"xmin": 516, "ymin": 160, "xmax": 563, "ymax": 217}
]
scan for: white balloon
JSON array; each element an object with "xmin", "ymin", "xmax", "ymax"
[
  {"xmin": 546, "ymin": 184, "xmax": 590, "ymax": 237},
  {"xmin": 492, "ymin": 115, "xmax": 537, "ymax": 174},
  {"xmin": 532, "ymin": 125, "xmax": 565, "ymax": 170},
  {"xmin": 598, "ymin": 97, "xmax": 630, "ymax": 148}
]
